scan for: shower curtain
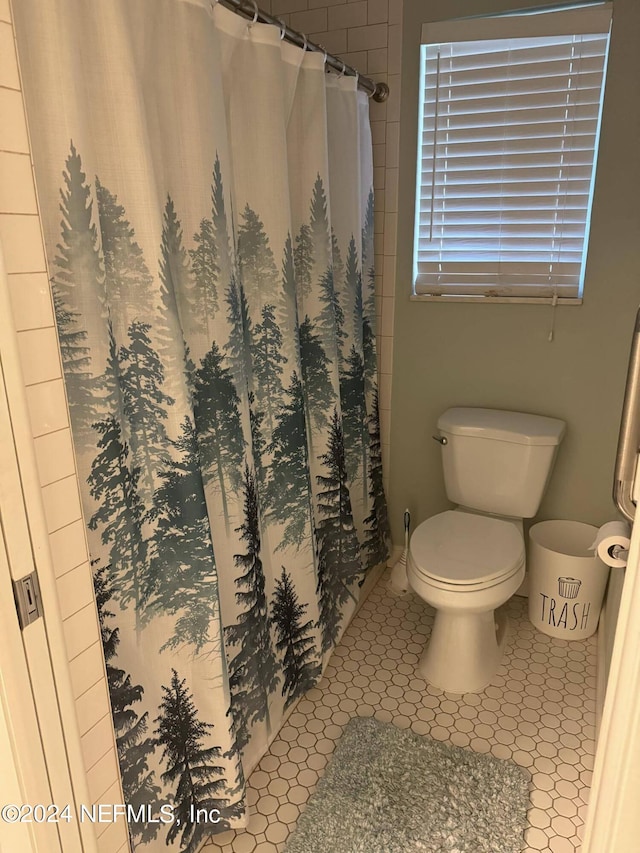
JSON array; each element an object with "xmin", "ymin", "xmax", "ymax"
[{"xmin": 13, "ymin": 0, "xmax": 390, "ymax": 849}]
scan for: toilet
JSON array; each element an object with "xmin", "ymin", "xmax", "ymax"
[{"xmin": 407, "ymin": 407, "xmax": 566, "ymax": 694}]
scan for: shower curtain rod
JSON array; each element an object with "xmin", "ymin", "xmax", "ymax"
[{"xmin": 217, "ymin": 0, "xmax": 390, "ymax": 102}]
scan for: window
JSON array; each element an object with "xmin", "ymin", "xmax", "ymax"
[{"xmin": 413, "ymin": 4, "xmax": 612, "ymax": 302}]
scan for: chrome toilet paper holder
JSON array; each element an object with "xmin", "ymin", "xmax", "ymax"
[{"xmin": 608, "ymin": 543, "xmax": 629, "ymax": 565}]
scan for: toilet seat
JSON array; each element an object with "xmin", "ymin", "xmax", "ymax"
[{"xmin": 409, "ymin": 510, "xmax": 525, "ymax": 589}]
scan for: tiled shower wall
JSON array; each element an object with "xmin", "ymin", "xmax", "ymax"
[
  {"xmin": 267, "ymin": 0, "xmax": 401, "ymax": 499},
  {"xmin": 0, "ymin": 5, "xmax": 128, "ymax": 853}
]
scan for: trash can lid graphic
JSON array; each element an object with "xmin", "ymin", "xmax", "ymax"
[{"xmin": 558, "ymin": 577, "xmax": 582, "ymax": 599}]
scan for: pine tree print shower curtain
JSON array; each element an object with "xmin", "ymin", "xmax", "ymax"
[{"xmin": 14, "ymin": 0, "xmax": 390, "ymax": 849}]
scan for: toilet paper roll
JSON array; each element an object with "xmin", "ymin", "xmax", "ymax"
[{"xmin": 591, "ymin": 521, "xmax": 631, "ymax": 568}]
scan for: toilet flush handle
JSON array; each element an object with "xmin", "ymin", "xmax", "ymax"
[{"xmin": 432, "ymin": 435, "xmax": 448, "ymax": 445}]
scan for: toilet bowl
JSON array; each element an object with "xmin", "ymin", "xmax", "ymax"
[
  {"xmin": 407, "ymin": 407, "xmax": 566, "ymax": 695},
  {"xmin": 408, "ymin": 510, "xmax": 525, "ymax": 694}
]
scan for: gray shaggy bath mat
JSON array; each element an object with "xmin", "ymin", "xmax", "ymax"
[{"xmin": 284, "ymin": 716, "xmax": 529, "ymax": 853}]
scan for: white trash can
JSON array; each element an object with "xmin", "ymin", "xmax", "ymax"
[{"xmin": 528, "ymin": 520, "xmax": 610, "ymax": 640}]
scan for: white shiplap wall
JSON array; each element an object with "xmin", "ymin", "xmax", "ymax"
[{"xmin": 0, "ymin": 4, "xmax": 128, "ymax": 852}]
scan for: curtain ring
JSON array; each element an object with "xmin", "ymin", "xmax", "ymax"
[
  {"xmin": 301, "ymin": 33, "xmax": 308, "ymax": 52},
  {"xmin": 277, "ymin": 17, "xmax": 286, "ymax": 39},
  {"xmin": 339, "ymin": 61, "xmax": 346, "ymax": 78},
  {"xmin": 322, "ymin": 49, "xmax": 328, "ymax": 65},
  {"xmin": 247, "ymin": 0, "xmax": 259, "ymax": 30},
  {"xmin": 355, "ymin": 71, "xmax": 359, "ymax": 86}
]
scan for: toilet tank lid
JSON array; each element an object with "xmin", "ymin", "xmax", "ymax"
[{"xmin": 438, "ymin": 407, "xmax": 566, "ymax": 446}]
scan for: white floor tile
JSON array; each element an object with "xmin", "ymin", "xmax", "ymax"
[{"xmin": 202, "ymin": 570, "xmax": 595, "ymax": 852}]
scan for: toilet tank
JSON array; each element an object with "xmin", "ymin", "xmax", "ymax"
[{"xmin": 437, "ymin": 408, "xmax": 566, "ymax": 518}]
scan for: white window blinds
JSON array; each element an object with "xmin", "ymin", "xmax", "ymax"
[{"xmin": 414, "ymin": 5, "xmax": 612, "ymax": 301}]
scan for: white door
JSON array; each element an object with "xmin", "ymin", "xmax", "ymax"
[
  {"xmin": 583, "ymin": 309, "xmax": 640, "ymax": 852},
  {"xmin": 582, "ymin": 510, "xmax": 640, "ymax": 852},
  {"xmin": 0, "ymin": 522, "xmax": 59, "ymax": 853},
  {"xmin": 0, "ymin": 353, "xmax": 83, "ymax": 853}
]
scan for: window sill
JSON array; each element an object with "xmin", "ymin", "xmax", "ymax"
[{"xmin": 410, "ymin": 295, "xmax": 583, "ymax": 306}]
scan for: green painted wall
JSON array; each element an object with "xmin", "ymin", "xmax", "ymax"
[{"xmin": 389, "ymin": 0, "xmax": 640, "ymax": 544}]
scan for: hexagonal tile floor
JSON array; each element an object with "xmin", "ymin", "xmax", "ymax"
[{"xmin": 202, "ymin": 569, "xmax": 596, "ymax": 853}]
